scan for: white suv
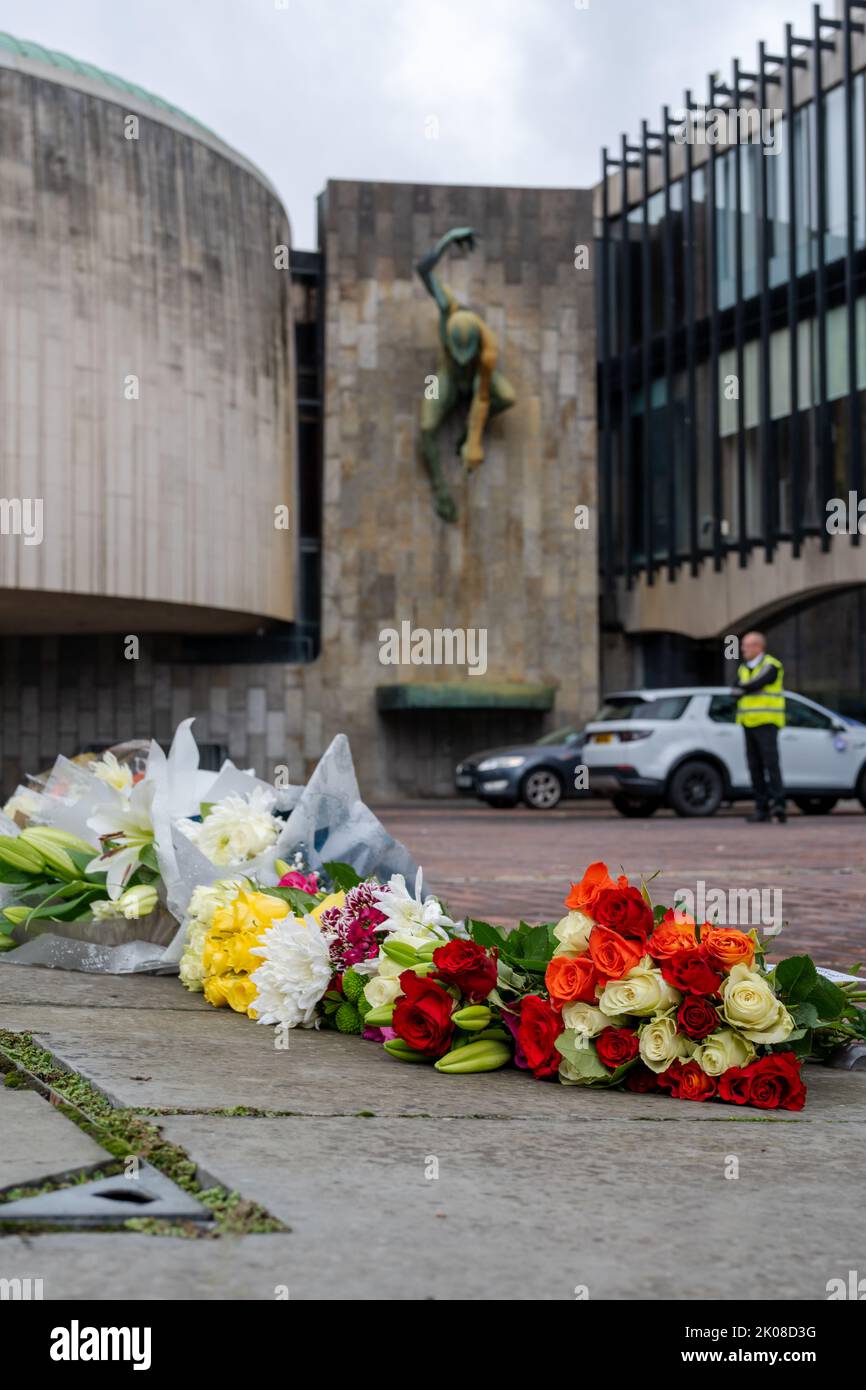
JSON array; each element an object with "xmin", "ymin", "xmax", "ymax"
[{"xmin": 582, "ymin": 687, "xmax": 866, "ymax": 817}]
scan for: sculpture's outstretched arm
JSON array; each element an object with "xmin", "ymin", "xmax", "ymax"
[{"xmin": 416, "ymin": 226, "xmax": 480, "ymax": 313}]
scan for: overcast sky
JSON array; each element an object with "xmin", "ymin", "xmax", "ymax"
[{"xmin": 4, "ymin": 0, "xmax": 820, "ymax": 246}]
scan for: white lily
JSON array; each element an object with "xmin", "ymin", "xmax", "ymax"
[
  {"xmin": 86, "ymin": 778, "xmax": 156, "ymax": 900},
  {"xmin": 372, "ymin": 868, "xmax": 455, "ymax": 940}
]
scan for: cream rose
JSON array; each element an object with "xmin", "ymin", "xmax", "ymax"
[
  {"xmin": 598, "ymin": 957, "xmax": 680, "ymax": 1018},
  {"xmin": 639, "ymin": 1016, "xmax": 693, "ymax": 1073},
  {"xmin": 553, "ymin": 910, "xmax": 595, "ymax": 957},
  {"xmin": 692, "ymin": 1028, "xmax": 756, "ymax": 1076},
  {"xmin": 363, "ymin": 974, "xmax": 402, "ymax": 1008},
  {"xmin": 720, "ymin": 963, "xmax": 795, "ymax": 1044},
  {"xmin": 561, "ymin": 1000, "xmax": 626, "ymax": 1036}
]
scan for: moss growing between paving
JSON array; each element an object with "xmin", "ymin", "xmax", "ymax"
[{"xmin": 0, "ymin": 1030, "xmax": 286, "ymax": 1239}]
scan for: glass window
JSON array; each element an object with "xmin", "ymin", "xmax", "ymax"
[
  {"xmin": 594, "ymin": 695, "xmax": 691, "ymax": 721},
  {"xmin": 709, "ymin": 695, "xmax": 737, "ymax": 723},
  {"xmin": 785, "ymin": 698, "xmax": 832, "ymax": 729},
  {"xmin": 536, "ymin": 727, "xmax": 581, "ymax": 746}
]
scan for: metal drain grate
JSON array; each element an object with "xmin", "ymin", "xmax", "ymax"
[{"xmin": 0, "ymin": 1163, "xmax": 213, "ymax": 1226}]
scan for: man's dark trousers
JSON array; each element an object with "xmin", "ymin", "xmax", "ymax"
[{"xmin": 744, "ymin": 724, "xmax": 785, "ymax": 816}]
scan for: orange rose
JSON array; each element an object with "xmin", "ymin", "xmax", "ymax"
[
  {"xmin": 545, "ymin": 954, "xmax": 598, "ymax": 1008},
  {"xmin": 648, "ymin": 910, "xmax": 699, "ymax": 961},
  {"xmin": 700, "ymin": 924, "xmax": 755, "ymax": 971},
  {"xmin": 588, "ymin": 926, "xmax": 642, "ymax": 982},
  {"xmin": 565, "ymin": 862, "xmax": 627, "ymax": 917}
]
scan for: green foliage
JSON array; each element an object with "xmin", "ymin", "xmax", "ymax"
[
  {"xmin": 775, "ymin": 956, "xmax": 847, "ymax": 1021},
  {"xmin": 323, "ymin": 860, "xmax": 362, "ymax": 892},
  {"xmin": 468, "ymin": 918, "xmax": 556, "ymax": 979},
  {"xmin": 267, "ymin": 885, "xmax": 319, "ymax": 917}
]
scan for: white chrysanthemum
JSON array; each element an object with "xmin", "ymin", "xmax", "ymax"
[
  {"xmin": 92, "ymin": 751, "xmax": 133, "ymax": 796},
  {"xmin": 249, "ymin": 914, "xmax": 334, "ymax": 1029},
  {"xmin": 178, "ymin": 788, "xmax": 280, "ymax": 866},
  {"xmin": 372, "ymin": 869, "xmax": 455, "ymax": 941}
]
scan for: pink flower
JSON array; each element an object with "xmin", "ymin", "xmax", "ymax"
[{"xmin": 279, "ymin": 870, "xmax": 320, "ymax": 894}]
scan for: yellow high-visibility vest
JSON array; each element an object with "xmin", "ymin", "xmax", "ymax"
[{"xmin": 736, "ymin": 655, "xmax": 785, "ymax": 728}]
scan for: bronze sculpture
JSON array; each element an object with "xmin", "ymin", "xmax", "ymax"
[{"xmin": 416, "ymin": 227, "xmax": 516, "ymax": 522}]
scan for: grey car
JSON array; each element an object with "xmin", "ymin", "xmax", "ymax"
[{"xmin": 455, "ymin": 727, "xmax": 588, "ymax": 809}]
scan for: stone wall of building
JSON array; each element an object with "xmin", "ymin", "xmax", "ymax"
[
  {"xmin": 0, "ymin": 636, "xmax": 306, "ymax": 796},
  {"xmin": 304, "ymin": 180, "xmax": 598, "ymax": 798}
]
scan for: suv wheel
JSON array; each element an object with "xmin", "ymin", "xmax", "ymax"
[
  {"xmin": 857, "ymin": 766, "xmax": 866, "ymax": 811},
  {"xmin": 667, "ymin": 760, "xmax": 724, "ymax": 817},
  {"xmin": 520, "ymin": 767, "xmax": 563, "ymax": 810},
  {"xmin": 793, "ymin": 796, "xmax": 838, "ymax": 815},
  {"xmin": 612, "ymin": 793, "xmax": 662, "ymax": 818}
]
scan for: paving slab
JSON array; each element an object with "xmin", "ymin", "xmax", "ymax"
[
  {"xmin": 0, "ymin": 1087, "xmax": 111, "ymax": 1191},
  {"xmin": 3, "ymin": 998, "xmax": 865, "ymax": 1120},
  {"xmin": 0, "ymin": 964, "xmax": 209, "ymax": 1012},
  {"xmin": 141, "ymin": 1111, "xmax": 866, "ymax": 1298},
  {"xmin": 0, "ymin": 1234, "xmax": 297, "ymax": 1301}
]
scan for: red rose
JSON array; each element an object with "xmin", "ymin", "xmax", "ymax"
[
  {"xmin": 594, "ymin": 886, "xmax": 653, "ymax": 947},
  {"xmin": 432, "ymin": 939, "xmax": 497, "ymax": 1002},
  {"xmin": 717, "ymin": 1066, "xmax": 754, "ymax": 1106},
  {"xmin": 677, "ymin": 996, "xmax": 721, "ymax": 1041},
  {"xmin": 625, "ymin": 1063, "xmax": 660, "ymax": 1093},
  {"xmin": 746, "ymin": 1052, "xmax": 807, "ymax": 1112},
  {"xmin": 661, "ymin": 948, "xmax": 722, "ymax": 997},
  {"xmin": 588, "ymin": 926, "xmax": 643, "ymax": 981},
  {"xmin": 674, "ymin": 1061, "xmax": 718, "ymax": 1102},
  {"xmin": 595, "ymin": 1026, "xmax": 640, "ymax": 1070},
  {"xmin": 657, "ymin": 1059, "xmax": 717, "ymax": 1101},
  {"xmin": 517, "ymin": 994, "xmax": 563, "ymax": 1080},
  {"xmin": 392, "ymin": 971, "xmax": 454, "ymax": 1057}
]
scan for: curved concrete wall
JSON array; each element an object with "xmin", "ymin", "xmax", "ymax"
[
  {"xmin": 615, "ymin": 538, "xmax": 866, "ymax": 639},
  {"xmin": 0, "ymin": 55, "xmax": 295, "ymax": 633}
]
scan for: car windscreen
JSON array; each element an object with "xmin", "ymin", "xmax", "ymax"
[
  {"xmin": 536, "ymin": 726, "xmax": 579, "ymax": 745},
  {"xmin": 593, "ymin": 696, "xmax": 690, "ymax": 722}
]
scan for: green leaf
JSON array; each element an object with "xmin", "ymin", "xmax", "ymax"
[
  {"xmin": 139, "ymin": 844, "xmax": 160, "ymax": 873},
  {"xmin": 322, "ymin": 860, "xmax": 362, "ymax": 892},
  {"xmin": 790, "ymin": 1001, "xmax": 820, "ymax": 1029},
  {"xmin": 267, "ymin": 886, "xmax": 319, "ymax": 916},
  {"xmin": 0, "ymin": 862, "xmax": 40, "ymax": 884},
  {"xmin": 805, "ymin": 974, "xmax": 848, "ymax": 1022},
  {"xmin": 468, "ymin": 919, "xmax": 507, "ymax": 949},
  {"xmin": 199, "ymin": 802, "xmax": 215, "ymax": 820},
  {"xmin": 774, "ymin": 955, "xmax": 818, "ymax": 1004},
  {"xmin": 554, "ymin": 1031, "xmax": 609, "ymax": 1080}
]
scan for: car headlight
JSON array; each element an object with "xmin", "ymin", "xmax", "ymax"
[{"xmin": 477, "ymin": 756, "xmax": 527, "ymax": 771}]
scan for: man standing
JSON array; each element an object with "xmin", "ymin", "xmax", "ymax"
[{"xmin": 732, "ymin": 631, "xmax": 786, "ymax": 823}]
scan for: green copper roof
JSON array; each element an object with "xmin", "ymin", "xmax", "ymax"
[{"xmin": 0, "ymin": 31, "xmax": 217, "ymax": 140}]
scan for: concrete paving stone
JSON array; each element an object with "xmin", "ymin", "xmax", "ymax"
[
  {"xmin": 159, "ymin": 1111, "xmax": 866, "ymax": 1299},
  {"xmin": 1, "ymin": 997, "xmax": 864, "ymax": 1121},
  {"xmin": 0, "ymin": 1086, "xmax": 111, "ymax": 1191},
  {"xmin": 0, "ymin": 965, "xmax": 210, "ymax": 1013},
  {"xmin": 0, "ymin": 1234, "xmax": 298, "ymax": 1301}
]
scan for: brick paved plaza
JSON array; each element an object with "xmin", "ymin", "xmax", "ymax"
[{"xmin": 377, "ymin": 801, "xmax": 866, "ymax": 973}]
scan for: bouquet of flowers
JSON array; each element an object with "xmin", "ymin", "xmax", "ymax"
[
  {"xmin": 512, "ymin": 861, "xmax": 866, "ymax": 1109},
  {"xmin": 177, "ymin": 857, "xmax": 866, "ymax": 1111}
]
